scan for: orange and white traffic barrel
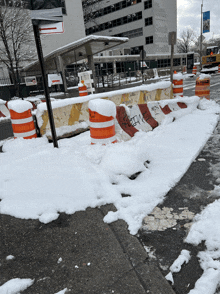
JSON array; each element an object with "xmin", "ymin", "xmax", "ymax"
[
  {"xmin": 182, "ymin": 66, "xmax": 187, "ymax": 74},
  {"xmin": 192, "ymin": 66, "xmax": 197, "ymax": 75},
  {"xmin": 7, "ymin": 100, "xmax": 37, "ymax": 139},
  {"xmin": 173, "ymin": 71, "xmax": 183, "ymax": 98},
  {"xmin": 218, "ymin": 64, "xmax": 220, "ymax": 74},
  {"xmin": 89, "ymin": 99, "xmax": 117, "ymax": 145},
  {"xmin": 78, "ymin": 80, "xmax": 88, "ymax": 96},
  {"xmin": 195, "ymin": 75, "xmax": 210, "ymax": 100}
]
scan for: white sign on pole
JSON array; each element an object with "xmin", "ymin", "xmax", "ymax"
[
  {"xmin": 48, "ymin": 73, "xmax": 63, "ymax": 87},
  {"xmin": 78, "ymin": 71, "xmax": 95, "ymax": 94},
  {"xmin": 25, "ymin": 76, "xmax": 37, "ymax": 86},
  {"xmin": 39, "ymin": 22, "xmax": 64, "ymax": 35}
]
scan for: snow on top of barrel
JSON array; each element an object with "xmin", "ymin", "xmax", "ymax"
[
  {"xmin": 173, "ymin": 73, "xmax": 183, "ymax": 80},
  {"xmin": 7, "ymin": 100, "xmax": 33, "ymax": 113},
  {"xmin": 199, "ymin": 73, "xmax": 211, "ymax": 79},
  {"xmin": 89, "ymin": 98, "xmax": 116, "ymax": 117}
]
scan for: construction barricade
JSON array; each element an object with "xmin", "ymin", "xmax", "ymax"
[
  {"xmin": 0, "ymin": 100, "xmax": 10, "ymax": 118},
  {"xmin": 192, "ymin": 66, "xmax": 197, "ymax": 75},
  {"xmin": 7, "ymin": 100, "xmax": 37, "ymax": 139},
  {"xmin": 115, "ymin": 97, "xmax": 199, "ymax": 141},
  {"xmin": 78, "ymin": 80, "xmax": 88, "ymax": 97},
  {"xmin": 218, "ymin": 64, "xmax": 220, "ymax": 74},
  {"xmin": 195, "ymin": 75, "xmax": 210, "ymax": 100},
  {"xmin": 89, "ymin": 99, "xmax": 117, "ymax": 145},
  {"xmin": 173, "ymin": 72, "xmax": 183, "ymax": 98}
]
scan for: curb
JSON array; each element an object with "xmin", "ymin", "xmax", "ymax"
[{"xmin": 100, "ymin": 204, "xmax": 175, "ymax": 294}]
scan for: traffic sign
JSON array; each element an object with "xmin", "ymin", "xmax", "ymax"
[
  {"xmin": 30, "ymin": 7, "xmax": 63, "ymax": 25},
  {"xmin": 168, "ymin": 32, "xmax": 177, "ymax": 45},
  {"xmin": 39, "ymin": 21, "xmax": 64, "ymax": 34}
]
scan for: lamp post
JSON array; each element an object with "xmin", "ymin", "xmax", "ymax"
[{"xmin": 200, "ymin": 0, "xmax": 203, "ymax": 72}]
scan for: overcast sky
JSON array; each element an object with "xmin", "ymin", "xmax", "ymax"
[{"xmin": 177, "ymin": 0, "xmax": 220, "ymax": 40}]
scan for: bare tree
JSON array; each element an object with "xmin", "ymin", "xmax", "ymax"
[
  {"xmin": 0, "ymin": 3, "xmax": 36, "ymax": 96},
  {"xmin": 177, "ymin": 29, "xmax": 197, "ymax": 53}
]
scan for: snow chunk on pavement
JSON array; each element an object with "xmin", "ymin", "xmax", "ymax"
[
  {"xmin": 0, "ymin": 278, "xmax": 34, "ymax": 294},
  {"xmin": 170, "ymin": 250, "xmax": 191, "ymax": 273}
]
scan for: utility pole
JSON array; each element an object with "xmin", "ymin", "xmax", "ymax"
[{"xmin": 200, "ymin": 0, "xmax": 203, "ymax": 72}]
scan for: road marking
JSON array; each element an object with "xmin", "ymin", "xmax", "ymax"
[
  {"xmin": 184, "ymin": 85, "xmax": 196, "ymax": 90},
  {"xmin": 210, "ymin": 82, "xmax": 220, "ymax": 87},
  {"xmin": 184, "ymin": 81, "xmax": 220, "ymax": 91}
]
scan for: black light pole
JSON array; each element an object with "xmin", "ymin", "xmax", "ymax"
[{"xmin": 32, "ymin": 24, "xmax": 58, "ymax": 148}]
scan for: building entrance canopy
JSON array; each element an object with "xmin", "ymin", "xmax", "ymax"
[{"xmin": 22, "ymin": 35, "xmax": 128, "ymax": 74}]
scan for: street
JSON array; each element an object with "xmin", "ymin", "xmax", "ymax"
[{"xmin": 183, "ymin": 73, "xmax": 220, "ymax": 98}]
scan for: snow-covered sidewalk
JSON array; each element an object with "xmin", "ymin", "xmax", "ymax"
[
  {"xmin": 1, "ymin": 97, "xmax": 220, "ymax": 294},
  {"xmin": 0, "ymin": 98, "xmax": 219, "ymax": 234}
]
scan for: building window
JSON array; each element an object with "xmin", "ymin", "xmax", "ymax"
[
  {"xmin": 146, "ymin": 36, "xmax": 153, "ymax": 45},
  {"xmin": 158, "ymin": 59, "xmax": 171, "ymax": 68},
  {"xmin": 86, "ymin": 12, "xmax": 143, "ymax": 35},
  {"xmin": 114, "ymin": 28, "xmax": 143, "ymax": 39},
  {"xmin": 173, "ymin": 58, "xmax": 181, "ymax": 66},
  {"xmin": 131, "ymin": 45, "xmax": 143, "ymax": 55},
  {"xmin": 182, "ymin": 58, "xmax": 186, "ymax": 65},
  {"xmin": 144, "ymin": 0, "xmax": 152, "ymax": 9},
  {"xmin": 84, "ymin": 0, "xmax": 142, "ymax": 21},
  {"xmin": 145, "ymin": 17, "xmax": 153, "ymax": 26}
]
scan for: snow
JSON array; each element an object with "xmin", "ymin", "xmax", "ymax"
[
  {"xmin": 54, "ymin": 288, "xmax": 68, "ymax": 294},
  {"xmin": 0, "ymin": 99, "xmax": 6, "ymax": 105},
  {"xmin": 170, "ymin": 250, "xmax": 191, "ymax": 273},
  {"xmin": 88, "ymin": 99, "xmax": 116, "ymax": 117},
  {"xmin": 1, "ymin": 98, "xmax": 219, "ymax": 236},
  {"xmin": 36, "ymin": 81, "xmax": 172, "ymax": 113},
  {"xmin": 7, "ymin": 100, "xmax": 32, "ymax": 113},
  {"xmin": 185, "ymin": 200, "xmax": 220, "ymax": 293},
  {"xmin": 199, "ymin": 74, "xmax": 211, "ymax": 79},
  {"xmin": 6, "ymin": 255, "xmax": 15, "ymax": 260},
  {"xmin": 0, "ymin": 278, "xmax": 34, "ymax": 294},
  {"xmin": 1, "ymin": 94, "xmax": 220, "ymax": 293},
  {"xmin": 173, "ymin": 72, "xmax": 183, "ymax": 81},
  {"xmin": 165, "ymin": 249, "xmax": 191, "ymax": 285}
]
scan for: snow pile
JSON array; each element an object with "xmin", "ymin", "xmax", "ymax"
[
  {"xmin": 0, "ymin": 278, "xmax": 34, "ymax": 294},
  {"xmin": 0, "ymin": 99, "xmax": 219, "ymax": 234},
  {"xmin": 7, "ymin": 100, "xmax": 32, "ymax": 113},
  {"xmin": 185, "ymin": 200, "xmax": 220, "ymax": 294}
]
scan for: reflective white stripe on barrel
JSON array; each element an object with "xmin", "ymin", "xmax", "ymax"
[
  {"xmin": 14, "ymin": 129, "xmax": 36, "ymax": 138},
  {"xmin": 11, "ymin": 117, "xmax": 33, "ymax": 124},
  {"xmin": 90, "ymin": 120, "xmax": 115, "ymax": 128},
  {"xmin": 91, "ymin": 135, "xmax": 117, "ymax": 144}
]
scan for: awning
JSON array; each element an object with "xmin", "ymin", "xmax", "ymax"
[{"xmin": 22, "ymin": 35, "xmax": 129, "ymax": 74}]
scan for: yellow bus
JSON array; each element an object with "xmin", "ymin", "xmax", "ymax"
[{"xmin": 202, "ymin": 46, "xmax": 220, "ymax": 68}]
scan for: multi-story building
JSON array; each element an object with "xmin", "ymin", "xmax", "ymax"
[
  {"xmin": 83, "ymin": 0, "xmax": 177, "ymax": 55},
  {"xmin": 41, "ymin": 0, "xmax": 86, "ymax": 56}
]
